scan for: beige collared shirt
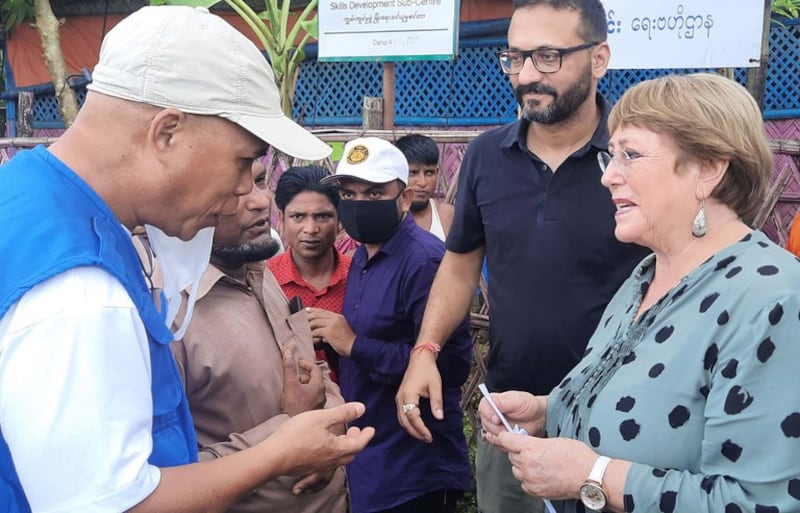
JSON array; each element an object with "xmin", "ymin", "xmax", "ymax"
[{"xmin": 170, "ymin": 262, "xmax": 347, "ymax": 513}]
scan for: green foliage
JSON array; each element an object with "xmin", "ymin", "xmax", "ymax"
[
  {"xmin": 1, "ymin": 0, "xmax": 34, "ymax": 31},
  {"xmin": 457, "ymin": 391, "xmax": 480, "ymax": 513},
  {"xmin": 772, "ymin": 0, "xmax": 800, "ymax": 19}
]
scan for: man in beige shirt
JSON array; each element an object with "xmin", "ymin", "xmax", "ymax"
[{"xmin": 170, "ymin": 161, "xmax": 348, "ymax": 513}]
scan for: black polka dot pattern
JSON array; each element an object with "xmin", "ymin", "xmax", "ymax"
[
  {"xmin": 654, "ymin": 325, "xmax": 674, "ymax": 343},
  {"xmin": 545, "ymin": 232, "xmax": 800, "ymax": 512},
  {"xmin": 781, "ymin": 413, "xmax": 800, "ymax": 438},
  {"xmin": 724, "ymin": 386, "xmax": 754, "ymax": 414},
  {"xmin": 769, "ymin": 303, "xmax": 784, "ymax": 325},
  {"xmin": 671, "ymin": 284, "xmax": 688, "ymax": 303},
  {"xmin": 668, "ymin": 405, "xmax": 690, "ymax": 428},
  {"xmin": 620, "ymin": 419, "xmax": 640, "ymax": 441},
  {"xmin": 721, "ymin": 439, "xmax": 743, "ymax": 462},
  {"xmin": 700, "ymin": 293, "xmax": 720, "ymax": 313},
  {"xmin": 715, "ymin": 256, "xmax": 737, "ymax": 270},
  {"xmin": 788, "ymin": 479, "xmax": 800, "ymax": 500},
  {"xmin": 757, "ymin": 265, "xmax": 779, "ymax": 276},
  {"xmin": 757, "ymin": 337, "xmax": 775, "ymax": 363},
  {"xmin": 617, "ymin": 396, "xmax": 635, "ymax": 412},
  {"xmin": 649, "ymin": 363, "xmax": 665, "ymax": 378},
  {"xmin": 721, "ymin": 360, "xmax": 738, "ymax": 379},
  {"xmin": 624, "ymin": 494, "xmax": 635, "ymax": 512},
  {"xmin": 588, "ymin": 427, "xmax": 601, "ymax": 447},
  {"xmin": 700, "ymin": 475, "xmax": 718, "ymax": 493},
  {"xmin": 622, "ymin": 351, "xmax": 637, "ymax": 365},
  {"xmin": 659, "ymin": 491, "xmax": 677, "ymax": 512},
  {"xmin": 703, "ymin": 344, "xmax": 719, "ymax": 371},
  {"xmin": 725, "ymin": 266, "xmax": 743, "ymax": 278}
]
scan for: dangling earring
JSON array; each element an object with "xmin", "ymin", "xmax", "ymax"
[{"xmin": 692, "ymin": 199, "xmax": 707, "ymax": 238}]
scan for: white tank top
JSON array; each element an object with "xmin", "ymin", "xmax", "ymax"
[{"xmin": 429, "ymin": 199, "xmax": 446, "ymax": 241}]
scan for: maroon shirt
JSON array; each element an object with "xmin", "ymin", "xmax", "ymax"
[{"xmin": 268, "ymin": 248, "xmax": 352, "ymax": 382}]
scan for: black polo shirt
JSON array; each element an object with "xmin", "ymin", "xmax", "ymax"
[{"xmin": 448, "ymin": 94, "xmax": 650, "ymax": 395}]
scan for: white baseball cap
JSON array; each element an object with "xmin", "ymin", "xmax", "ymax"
[
  {"xmin": 322, "ymin": 137, "xmax": 409, "ymax": 186},
  {"xmin": 87, "ymin": 5, "xmax": 330, "ymax": 161}
]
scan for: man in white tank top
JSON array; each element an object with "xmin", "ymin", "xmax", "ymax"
[{"xmin": 395, "ymin": 134, "xmax": 454, "ymax": 241}]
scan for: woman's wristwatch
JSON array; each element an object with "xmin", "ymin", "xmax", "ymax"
[{"xmin": 579, "ymin": 455, "xmax": 612, "ymax": 511}]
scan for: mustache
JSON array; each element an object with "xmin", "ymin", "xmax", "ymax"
[{"xmin": 515, "ymin": 82, "xmax": 558, "ymax": 98}]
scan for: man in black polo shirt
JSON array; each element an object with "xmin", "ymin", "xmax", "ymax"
[{"xmin": 395, "ymin": 1, "xmax": 649, "ymax": 512}]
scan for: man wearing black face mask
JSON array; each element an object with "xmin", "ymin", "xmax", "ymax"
[{"xmin": 306, "ymin": 137, "xmax": 472, "ymax": 513}]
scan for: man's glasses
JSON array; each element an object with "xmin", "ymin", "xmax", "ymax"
[
  {"xmin": 497, "ymin": 42, "xmax": 600, "ymax": 75},
  {"xmin": 597, "ymin": 150, "xmax": 643, "ymax": 174}
]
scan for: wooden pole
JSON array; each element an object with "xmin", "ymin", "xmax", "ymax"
[
  {"xmin": 382, "ymin": 62, "xmax": 395, "ymax": 130},
  {"xmin": 17, "ymin": 92, "xmax": 35, "ymax": 138},
  {"xmin": 746, "ymin": 0, "xmax": 773, "ymax": 109},
  {"xmin": 362, "ymin": 97, "xmax": 384, "ymax": 130}
]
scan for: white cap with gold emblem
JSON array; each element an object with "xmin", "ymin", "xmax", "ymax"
[{"xmin": 321, "ymin": 137, "xmax": 409, "ymax": 186}]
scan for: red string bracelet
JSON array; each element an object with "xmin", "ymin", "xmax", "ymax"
[{"xmin": 410, "ymin": 342, "xmax": 441, "ymax": 356}]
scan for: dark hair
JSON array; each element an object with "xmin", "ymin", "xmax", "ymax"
[
  {"xmin": 395, "ymin": 134, "xmax": 439, "ymax": 166},
  {"xmin": 274, "ymin": 165, "xmax": 339, "ymax": 212},
  {"xmin": 511, "ymin": 0, "xmax": 607, "ymax": 43}
]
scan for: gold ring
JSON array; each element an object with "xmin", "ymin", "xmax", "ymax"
[{"xmin": 402, "ymin": 403, "xmax": 418, "ymax": 414}]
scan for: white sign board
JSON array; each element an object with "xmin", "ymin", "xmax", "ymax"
[
  {"xmin": 602, "ymin": 1, "xmax": 765, "ymax": 69},
  {"xmin": 318, "ymin": 0, "xmax": 460, "ymax": 62}
]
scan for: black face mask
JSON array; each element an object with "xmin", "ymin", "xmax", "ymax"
[{"xmin": 338, "ymin": 197, "xmax": 402, "ymax": 244}]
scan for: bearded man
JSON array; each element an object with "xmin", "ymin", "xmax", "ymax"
[{"xmin": 395, "ymin": 2, "xmax": 650, "ymax": 513}]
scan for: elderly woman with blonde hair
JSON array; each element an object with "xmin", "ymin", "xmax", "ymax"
[{"xmin": 479, "ymin": 73, "xmax": 800, "ymax": 513}]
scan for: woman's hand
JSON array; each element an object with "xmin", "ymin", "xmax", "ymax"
[
  {"xmin": 479, "ymin": 391, "xmax": 547, "ymax": 440},
  {"xmin": 496, "ymin": 434, "xmax": 598, "ymax": 501}
]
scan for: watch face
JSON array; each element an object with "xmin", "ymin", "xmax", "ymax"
[{"xmin": 579, "ymin": 482, "xmax": 607, "ymax": 511}]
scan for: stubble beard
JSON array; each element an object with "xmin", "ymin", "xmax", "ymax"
[
  {"xmin": 410, "ymin": 200, "xmax": 430, "ymax": 213},
  {"xmin": 516, "ymin": 65, "xmax": 594, "ymax": 125}
]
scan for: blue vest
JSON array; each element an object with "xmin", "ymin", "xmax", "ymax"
[{"xmin": 0, "ymin": 146, "xmax": 198, "ymax": 512}]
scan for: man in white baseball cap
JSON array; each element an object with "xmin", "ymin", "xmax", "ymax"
[
  {"xmin": 0, "ymin": 6, "xmax": 372, "ymax": 513},
  {"xmin": 320, "ymin": 136, "xmax": 411, "ymax": 244},
  {"xmin": 309, "ymin": 137, "xmax": 472, "ymax": 512},
  {"xmin": 87, "ymin": 5, "xmax": 331, "ymax": 162}
]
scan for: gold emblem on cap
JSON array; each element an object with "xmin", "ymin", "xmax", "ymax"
[{"xmin": 346, "ymin": 145, "xmax": 369, "ymax": 164}]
